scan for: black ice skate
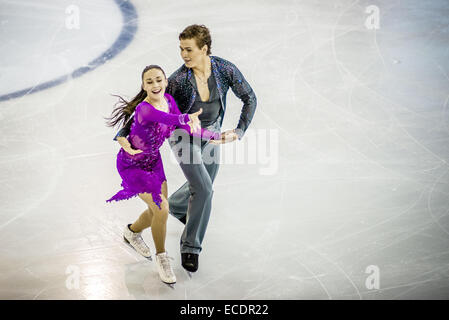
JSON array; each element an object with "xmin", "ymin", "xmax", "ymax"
[{"xmin": 181, "ymin": 253, "xmax": 198, "ymax": 273}]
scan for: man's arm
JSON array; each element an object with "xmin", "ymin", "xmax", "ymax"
[
  {"xmin": 228, "ymin": 62, "xmax": 257, "ymax": 140},
  {"xmin": 112, "ymin": 115, "xmax": 133, "ymax": 141}
]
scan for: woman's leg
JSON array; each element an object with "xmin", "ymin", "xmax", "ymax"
[
  {"xmin": 138, "ymin": 181, "xmax": 169, "ymax": 254},
  {"xmin": 130, "ymin": 181, "xmax": 167, "ymax": 232},
  {"xmin": 130, "ymin": 208, "xmax": 152, "ymax": 232},
  {"xmin": 137, "ymin": 181, "xmax": 176, "ymax": 284}
]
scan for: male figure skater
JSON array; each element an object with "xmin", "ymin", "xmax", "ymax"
[{"xmin": 114, "ymin": 24, "xmax": 257, "ymax": 273}]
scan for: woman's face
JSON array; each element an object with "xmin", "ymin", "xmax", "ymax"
[
  {"xmin": 142, "ymin": 68, "xmax": 167, "ymax": 100},
  {"xmin": 179, "ymin": 38, "xmax": 208, "ymax": 69}
]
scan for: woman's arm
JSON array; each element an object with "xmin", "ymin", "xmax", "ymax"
[
  {"xmin": 176, "ymin": 114, "xmax": 220, "ymax": 141},
  {"xmin": 112, "ymin": 116, "xmax": 142, "ymax": 154},
  {"xmin": 138, "ymin": 101, "xmax": 220, "ymax": 141},
  {"xmin": 116, "ymin": 136, "xmax": 142, "ymax": 155},
  {"xmin": 168, "ymin": 98, "xmax": 220, "ymax": 141},
  {"xmin": 137, "ymin": 101, "xmax": 190, "ymax": 127}
]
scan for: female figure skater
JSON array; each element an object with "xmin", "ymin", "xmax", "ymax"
[{"xmin": 105, "ymin": 65, "xmax": 221, "ymax": 284}]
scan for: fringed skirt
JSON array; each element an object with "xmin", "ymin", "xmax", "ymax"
[{"xmin": 106, "ymin": 148, "xmax": 166, "ymax": 209}]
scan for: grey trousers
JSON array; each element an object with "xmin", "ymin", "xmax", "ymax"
[{"xmin": 168, "ymin": 119, "xmax": 221, "ymax": 254}]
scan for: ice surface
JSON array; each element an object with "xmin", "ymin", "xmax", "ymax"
[{"xmin": 0, "ymin": 0, "xmax": 448, "ymax": 299}]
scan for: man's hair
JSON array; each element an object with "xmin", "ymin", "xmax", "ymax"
[{"xmin": 179, "ymin": 24, "xmax": 212, "ymax": 55}]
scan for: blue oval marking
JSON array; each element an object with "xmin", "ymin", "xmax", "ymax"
[{"xmin": 0, "ymin": 0, "xmax": 138, "ymax": 102}]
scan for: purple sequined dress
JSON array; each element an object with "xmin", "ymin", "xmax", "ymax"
[{"xmin": 106, "ymin": 93, "xmax": 219, "ymax": 209}]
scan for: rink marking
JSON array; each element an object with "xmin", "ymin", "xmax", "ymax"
[{"xmin": 0, "ymin": 0, "xmax": 138, "ymax": 102}]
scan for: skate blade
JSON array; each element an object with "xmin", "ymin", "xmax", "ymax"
[
  {"xmin": 185, "ymin": 270, "xmax": 193, "ymax": 279},
  {"xmin": 164, "ymin": 282, "xmax": 176, "ymax": 289},
  {"xmin": 123, "ymin": 237, "xmax": 152, "ymax": 261}
]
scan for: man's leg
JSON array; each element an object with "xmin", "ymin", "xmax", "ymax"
[
  {"xmin": 167, "ymin": 134, "xmax": 192, "ymax": 222},
  {"xmin": 170, "ymin": 139, "xmax": 207, "ymax": 253},
  {"xmin": 181, "ymin": 139, "xmax": 220, "ymax": 253},
  {"xmin": 168, "ymin": 136, "xmax": 221, "ymax": 223},
  {"xmin": 202, "ymin": 139, "xmax": 221, "ymax": 184},
  {"xmin": 168, "ymin": 181, "xmax": 190, "ymax": 222}
]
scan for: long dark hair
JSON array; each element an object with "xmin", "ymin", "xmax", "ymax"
[{"xmin": 104, "ymin": 65, "xmax": 167, "ymax": 128}]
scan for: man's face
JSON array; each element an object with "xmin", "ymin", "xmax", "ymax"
[{"xmin": 179, "ymin": 38, "xmax": 207, "ymax": 68}]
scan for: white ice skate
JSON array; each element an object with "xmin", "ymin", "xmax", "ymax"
[
  {"xmin": 123, "ymin": 224, "xmax": 152, "ymax": 260},
  {"xmin": 156, "ymin": 252, "xmax": 176, "ymax": 285}
]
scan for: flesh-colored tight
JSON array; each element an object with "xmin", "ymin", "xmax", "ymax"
[{"xmin": 130, "ymin": 180, "xmax": 168, "ymax": 254}]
